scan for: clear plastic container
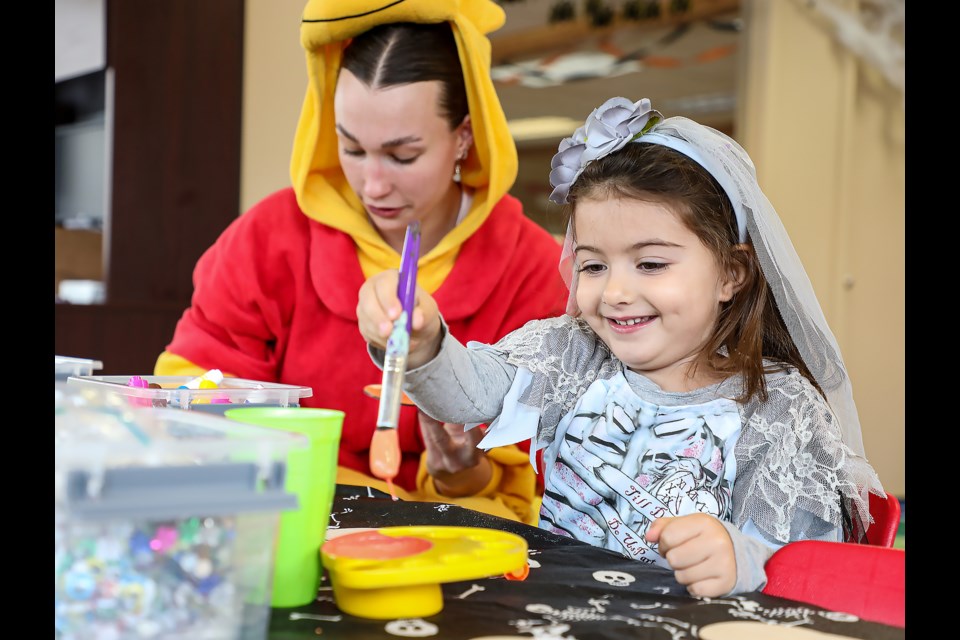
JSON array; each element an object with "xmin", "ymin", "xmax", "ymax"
[
  {"xmin": 66, "ymin": 374, "xmax": 312, "ymax": 414},
  {"xmin": 55, "ymin": 384, "xmax": 306, "ymax": 639},
  {"xmin": 55, "ymin": 355, "xmax": 103, "ymax": 380}
]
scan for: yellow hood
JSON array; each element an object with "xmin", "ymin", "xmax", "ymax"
[{"xmin": 291, "ymin": 0, "xmax": 517, "ymax": 291}]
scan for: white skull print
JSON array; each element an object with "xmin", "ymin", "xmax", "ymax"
[{"xmin": 592, "ymin": 570, "xmax": 636, "ymax": 587}]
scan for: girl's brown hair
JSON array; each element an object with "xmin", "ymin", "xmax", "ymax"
[{"xmin": 567, "ymin": 142, "xmax": 821, "ymax": 403}]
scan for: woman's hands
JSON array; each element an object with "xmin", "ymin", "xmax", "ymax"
[
  {"xmin": 645, "ymin": 513, "xmax": 737, "ymax": 598},
  {"xmin": 359, "ymin": 271, "xmax": 489, "ymax": 496},
  {"xmin": 418, "ymin": 411, "xmax": 492, "ymax": 497},
  {"xmin": 357, "ymin": 269, "xmax": 443, "ymax": 369}
]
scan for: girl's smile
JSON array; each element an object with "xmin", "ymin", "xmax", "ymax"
[{"xmin": 606, "ymin": 315, "xmax": 657, "ymax": 332}]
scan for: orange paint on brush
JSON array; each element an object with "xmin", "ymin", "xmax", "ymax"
[
  {"xmin": 363, "ymin": 384, "xmax": 415, "ymax": 406},
  {"xmin": 370, "ymin": 428, "xmax": 401, "ymax": 500}
]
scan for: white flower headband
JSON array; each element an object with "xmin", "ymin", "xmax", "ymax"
[
  {"xmin": 548, "ymin": 97, "xmax": 663, "ymax": 205},
  {"xmin": 548, "ymin": 96, "xmax": 748, "ymax": 245}
]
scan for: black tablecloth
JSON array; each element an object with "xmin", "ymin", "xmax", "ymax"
[{"xmin": 267, "ymin": 485, "xmax": 904, "ymax": 639}]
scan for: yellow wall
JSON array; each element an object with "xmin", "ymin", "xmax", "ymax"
[
  {"xmin": 241, "ymin": 0, "xmax": 905, "ymax": 496},
  {"xmin": 241, "ymin": 0, "xmax": 307, "ymax": 212},
  {"xmin": 737, "ymin": 0, "xmax": 904, "ymax": 496}
]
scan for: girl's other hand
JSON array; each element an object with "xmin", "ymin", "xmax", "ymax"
[{"xmin": 645, "ymin": 513, "xmax": 736, "ymax": 598}]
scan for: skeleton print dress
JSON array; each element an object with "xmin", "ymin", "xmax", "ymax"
[{"xmin": 400, "ymin": 315, "xmax": 885, "ymax": 570}]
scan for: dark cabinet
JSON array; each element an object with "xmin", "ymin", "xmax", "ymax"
[{"xmin": 55, "ymin": 0, "xmax": 245, "ymax": 375}]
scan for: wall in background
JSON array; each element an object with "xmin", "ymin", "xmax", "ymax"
[
  {"xmin": 240, "ymin": 0, "xmax": 307, "ymax": 213},
  {"xmin": 55, "ymin": 0, "xmax": 105, "ymax": 83},
  {"xmin": 737, "ymin": 0, "xmax": 904, "ymax": 496}
]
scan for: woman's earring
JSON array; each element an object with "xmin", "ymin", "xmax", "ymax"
[{"xmin": 453, "ymin": 150, "xmax": 466, "ymax": 183}]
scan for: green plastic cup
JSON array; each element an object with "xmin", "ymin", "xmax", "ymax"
[{"xmin": 225, "ymin": 407, "xmax": 344, "ymax": 608}]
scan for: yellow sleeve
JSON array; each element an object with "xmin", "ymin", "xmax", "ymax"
[
  {"xmin": 154, "ymin": 351, "xmax": 237, "ymax": 378},
  {"xmin": 154, "ymin": 351, "xmax": 208, "ymax": 376},
  {"xmin": 415, "ymin": 444, "xmax": 539, "ymax": 525}
]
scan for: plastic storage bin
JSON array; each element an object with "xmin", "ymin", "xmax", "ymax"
[
  {"xmin": 55, "ymin": 385, "xmax": 306, "ymax": 639},
  {"xmin": 66, "ymin": 374, "xmax": 312, "ymax": 414},
  {"xmin": 55, "ymin": 355, "xmax": 103, "ymax": 380}
]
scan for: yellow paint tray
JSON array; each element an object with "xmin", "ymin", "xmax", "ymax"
[{"xmin": 320, "ymin": 526, "xmax": 528, "ymax": 619}]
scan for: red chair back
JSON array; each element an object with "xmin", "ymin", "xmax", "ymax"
[
  {"xmin": 862, "ymin": 491, "xmax": 901, "ymax": 547},
  {"xmin": 763, "ymin": 540, "xmax": 905, "ymax": 628}
]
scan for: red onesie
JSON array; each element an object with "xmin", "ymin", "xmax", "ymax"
[{"xmin": 165, "ymin": 187, "xmax": 567, "ymax": 491}]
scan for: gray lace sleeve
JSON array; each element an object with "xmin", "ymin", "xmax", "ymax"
[
  {"xmin": 379, "ymin": 316, "xmax": 620, "ymax": 436},
  {"xmin": 731, "ymin": 370, "xmax": 885, "ymax": 545},
  {"xmin": 399, "ymin": 320, "xmax": 517, "ymax": 424},
  {"xmin": 474, "ymin": 315, "xmax": 622, "ymax": 444}
]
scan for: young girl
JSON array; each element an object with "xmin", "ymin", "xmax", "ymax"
[{"xmin": 357, "ymin": 97, "xmax": 885, "ymax": 597}]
